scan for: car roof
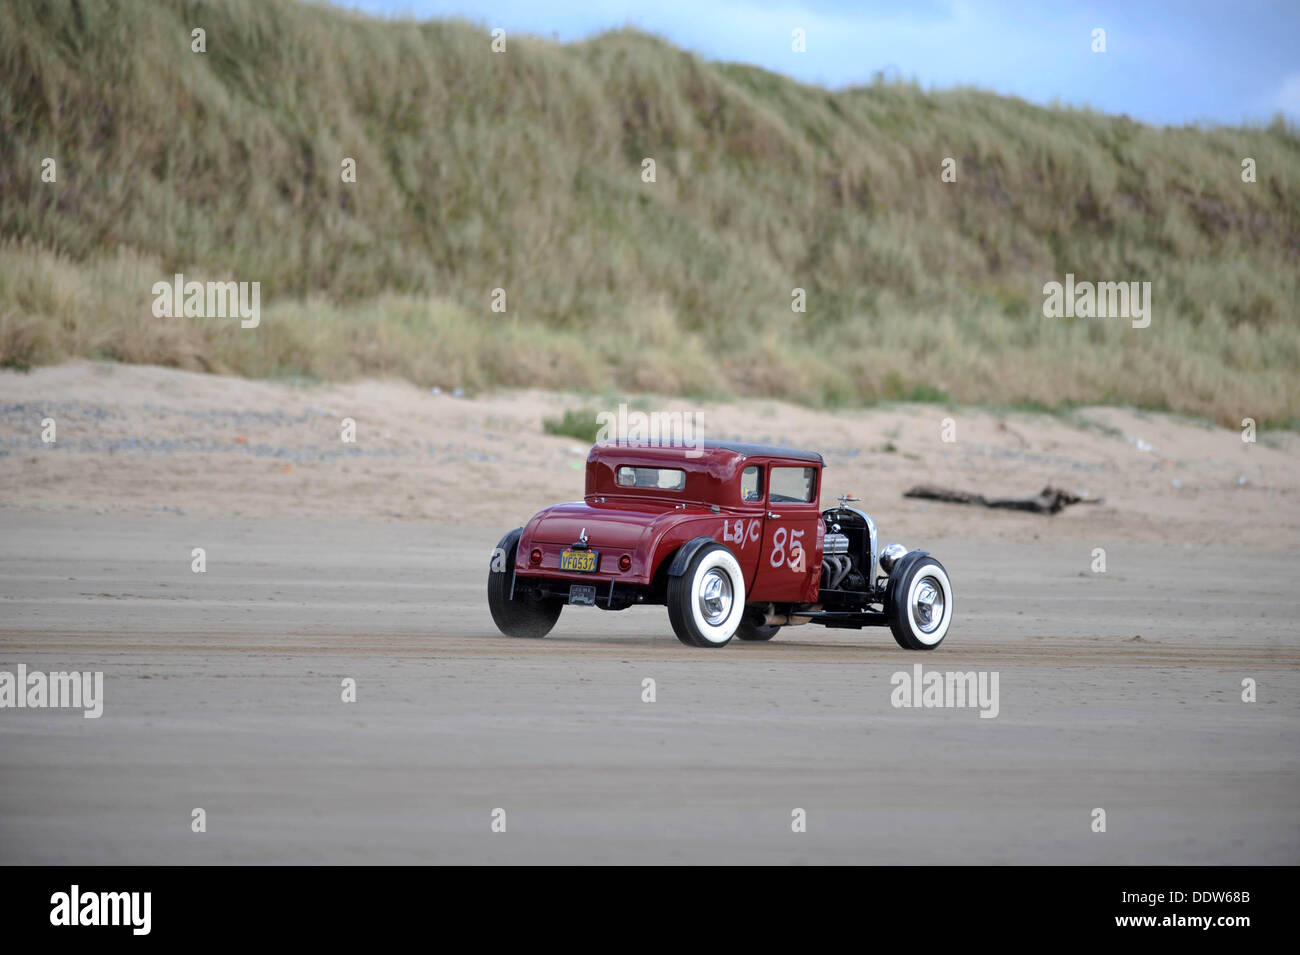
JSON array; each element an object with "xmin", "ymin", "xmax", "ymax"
[
  {"xmin": 705, "ymin": 441, "xmax": 823, "ymax": 463},
  {"xmin": 592, "ymin": 440, "xmax": 823, "ymax": 465}
]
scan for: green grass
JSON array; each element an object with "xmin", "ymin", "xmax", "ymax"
[
  {"xmin": 1, "ymin": 0, "xmax": 1298, "ymax": 426},
  {"xmin": 902, "ymin": 384, "xmax": 953, "ymax": 404},
  {"xmin": 542, "ymin": 408, "xmax": 604, "ymax": 443}
]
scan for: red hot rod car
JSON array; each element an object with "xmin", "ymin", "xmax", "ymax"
[{"xmin": 488, "ymin": 441, "xmax": 953, "ymax": 649}]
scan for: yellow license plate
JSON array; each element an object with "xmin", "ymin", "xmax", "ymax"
[{"xmin": 559, "ymin": 549, "xmax": 599, "ymax": 573}]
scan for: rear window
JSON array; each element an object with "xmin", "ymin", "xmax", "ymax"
[
  {"xmin": 616, "ymin": 466, "xmax": 685, "ymax": 491},
  {"xmin": 741, "ymin": 465, "xmax": 763, "ymax": 502},
  {"xmin": 769, "ymin": 466, "xmax": 816, "ymax": 503}
]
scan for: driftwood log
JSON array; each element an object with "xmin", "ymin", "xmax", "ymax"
[{"xmin": 903, "ymin": 485, "xmax": 1103, "ymax": 515}]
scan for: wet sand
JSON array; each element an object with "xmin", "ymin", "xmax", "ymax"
[{"xmin": 1, "ymin": 514, "xmax": 1295, "ymax": 864}]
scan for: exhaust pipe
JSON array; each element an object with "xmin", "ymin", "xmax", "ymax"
[{"xmin": 761, "ymin": 604, "xmax": 822, "ymax": 627}]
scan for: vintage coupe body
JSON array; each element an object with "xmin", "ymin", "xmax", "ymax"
[{"xmin": 488, "ymin": 441, "xmax": 953, "ymax": 649}]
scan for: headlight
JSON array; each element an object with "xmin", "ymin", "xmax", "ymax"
[{"xmin": 879, "ymin": 543, "xmax": 907, "ymax": 573}]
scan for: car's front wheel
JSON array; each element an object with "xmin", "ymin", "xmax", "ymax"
[
  {"xmin": 487, "ymin": 528, "xmax": 562, "ymax": 638},
  {"xmin": 667, "ymin": 543, "xmax": 746, "ymax": 648},
  {"xmin": 887, "ymin": 554, "xmax": 953, "ymax": 650}
]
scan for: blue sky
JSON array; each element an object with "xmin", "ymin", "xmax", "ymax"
[{"xmin": 327, "ymin": 0, "xmax": 1300, "ymax": 127}]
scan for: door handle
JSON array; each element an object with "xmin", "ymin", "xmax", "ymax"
[{"xmin": 767, "ymin": 511, "xmax": 781, "ymax": 519}]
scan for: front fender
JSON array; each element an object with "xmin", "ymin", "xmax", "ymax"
[{"xmin": 884, "ymin": 549, "xmax": 931, "ymax": 611}]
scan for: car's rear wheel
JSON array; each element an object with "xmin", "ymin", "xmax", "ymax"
[
  {"xmin": 667, "ymin": 543, "xmax": 745, "ymax": 648},
  {"xmin": 887, "ymin": 555, "xmax": 953, "ymax": 650},
  {"xmin": 488, "ymin": 528, "xmax": 562, "ymax": 638}
]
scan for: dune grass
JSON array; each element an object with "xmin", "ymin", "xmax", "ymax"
[{"xmin": 1, "ymin": 0, "xmax": 1297, "ymax": 425}]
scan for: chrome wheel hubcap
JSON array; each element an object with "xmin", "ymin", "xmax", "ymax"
[
  {"xmin": 698, "ymin": 569, "xmax": 733, "ymax": 625},
  {"xmin": 913, "ymin": 577, "xmax": 944, "ymax": 634}
]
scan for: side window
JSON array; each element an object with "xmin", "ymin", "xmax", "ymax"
[
  {"xmin": 769, "ymin": 467, "xmax": 815, "ymax": 503},
  {"xmin": 740, "ymin": 465, "xmax": 763, "ymax": 503}
]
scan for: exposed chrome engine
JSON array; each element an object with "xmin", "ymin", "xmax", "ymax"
[
  {"xmin": 818, "ymin": 501, "xmax": 878, "ymax": 597},
  {"xmin": 821, "ymin": 531, "xmax": 853, "ymax": 590}
]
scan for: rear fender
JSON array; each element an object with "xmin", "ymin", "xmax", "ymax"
[{"xmin": 666, "ymin": 536, "xmax": 719, "ymax": 577}]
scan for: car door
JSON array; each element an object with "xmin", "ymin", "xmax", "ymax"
[
  {"xmin": 752, "ymin": 463, "xmax": 823, "ymax": 603},
  {"xmin": 719, "ymin": 462, "xmax": 767, "ymax": 588}
]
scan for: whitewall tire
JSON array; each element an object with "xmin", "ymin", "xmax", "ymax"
[
  {"xmin": 668, "ymin": 543, "xmax": 746, "ymax": 648},
  {"xmin": 888, "ymin": 556, "xmax": 954, "ymax": 650}
]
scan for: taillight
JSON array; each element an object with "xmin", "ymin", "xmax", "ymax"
[
  {"xmin": 618, "ymin": 554, "xmax": 632, "ymax": 572},
  {"xmin": 529, "ymin": 548, "xmax": 543, "ymax": 565}
]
